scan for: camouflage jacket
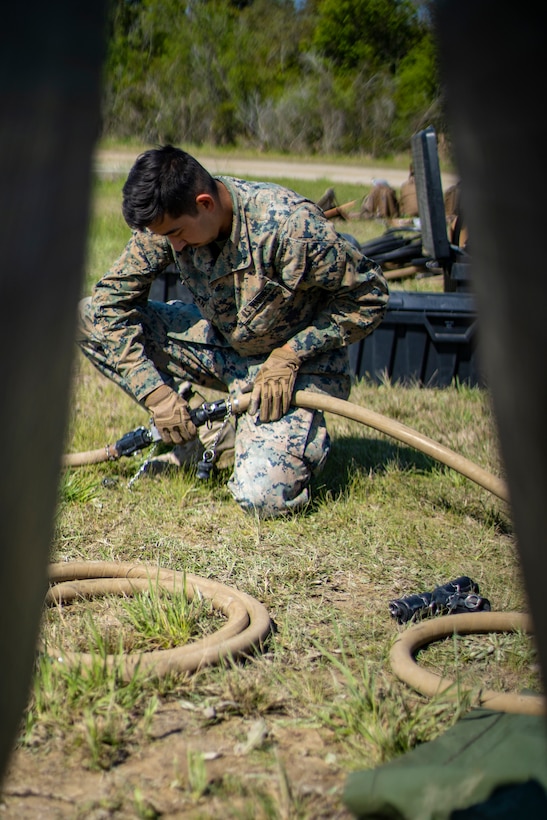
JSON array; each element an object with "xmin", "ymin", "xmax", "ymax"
[{"xmin": 90, "ymin": 176, "xmax": 389, "ymax": 400}]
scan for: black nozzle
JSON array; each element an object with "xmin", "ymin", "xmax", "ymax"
[
  {"xmin": 114, "ymin": 426, "xmax": 155, "ymax": 458},
  {"xmin": 389, "ymin": 576, "xmax": 490, "ymax": 624},
  {"xmin": 112, "ymin": 399, "xmax": 232, "ymax": 461},
  {"xmin": 189, "ymin": 399, "xmax": 231, "ymax": 427}
]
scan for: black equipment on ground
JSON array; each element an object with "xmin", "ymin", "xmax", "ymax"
[
  {"xmin": 113, "ymin": 399, "xmax": 233, "ymax": 459},
  {"xmin": 389, "ymin": 576, "xmax": 491, "ymax": 624}
]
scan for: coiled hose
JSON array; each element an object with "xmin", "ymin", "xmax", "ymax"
[
  {"xmin": 58, "ymin": 391, "xmax": 544, "ymax": 713},
  {"xmin": 47, "ymin": 562, "xmax": 272, "ymax": 682}
]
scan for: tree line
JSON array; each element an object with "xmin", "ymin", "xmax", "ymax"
[{"xmin": 101, "ymin": 0, "xmax": 442, "ymax": 157}]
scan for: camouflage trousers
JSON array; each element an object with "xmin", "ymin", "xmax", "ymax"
[{"xmin": 78, "ymin": 297, "xmax": 351, "ymax": 518}]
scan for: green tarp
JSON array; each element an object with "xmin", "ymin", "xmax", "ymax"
[{"xmin": 344, "ymin": 709, "xmax": 547, "ymax": 819}]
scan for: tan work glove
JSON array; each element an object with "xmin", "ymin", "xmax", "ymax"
[
  {"xmin": 248, "ymin": 347, "xmax": 300, "ymax": 422},
  {"xmin": 144, "ymin": 384, "xmax": 198, "ymax": 445}
]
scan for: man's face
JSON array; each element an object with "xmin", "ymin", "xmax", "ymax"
[{"xmin": 149, "ymin": 195, "xmax": 221, "ymax": 252}]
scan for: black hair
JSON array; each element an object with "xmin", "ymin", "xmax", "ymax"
[{"xmin": 121, "ymin": 145, "xmax": 217, "ymax": 230}]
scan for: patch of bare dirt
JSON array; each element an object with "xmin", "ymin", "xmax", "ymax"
[{"xmin": 1, "ymin": 701, "xmax": 356, "ymax": 818}]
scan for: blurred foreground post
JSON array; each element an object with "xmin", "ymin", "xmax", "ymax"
[
  {"xmin": 0, "ymin": 3, "xmax": 107, "ymax": 780},
  {"xmin": 434, "ymin": 1, "xmax": 547, "ymax": 694}
]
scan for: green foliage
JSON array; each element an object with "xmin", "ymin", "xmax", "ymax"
[
  {"xmin": 392, "ymin": 31, "xmax": 443, "ymax": 142},
  {"xmin": 116, "ymin": 579, "xmax": 220, "ymax": 651},
  {"xmin": 100, "ymin": 0, "xmax": 442, "ymax": 156},
  {"xmin": 313, "ymin": 0, "xmax": 421, "ymax": 73},
  {"xmin": 59, "ymin": 471, "xmax": 101, "ymax": 505}
]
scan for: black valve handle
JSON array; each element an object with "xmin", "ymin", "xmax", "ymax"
[{"xmin": 112, "ymin": 399, "xmax": 235, "ymax": 459}]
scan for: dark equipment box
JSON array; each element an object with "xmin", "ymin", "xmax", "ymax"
[
  {"xmin": 349, "ymin": 291, "xmax": 484, "ymax": 388},
  {"xmin": 149, "ymin": 267, "xmax": 193, "ymax": 303},
  {"xmin": 151, "ymin": 271, "xmax": 484, "ymax": 389}
]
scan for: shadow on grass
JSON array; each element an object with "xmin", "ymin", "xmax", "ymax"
[
  {"xmin": 313, "ymin": 433, "xmax": 436, "ymax": 497},
  {"xmin": 310, "ymin": 434, "xmax": 512, "ymax": 534}
]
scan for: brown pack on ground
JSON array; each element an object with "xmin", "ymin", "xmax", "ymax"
[
  {"xmin": 444, "ymin": 181, "xmax": 468, "ymax": 249},
  {"xmin": 360, "ymin": 181, "xmax": 400, "ymax": 219},
  {"xmin": 400, "ymin": 168, "xmax": 419, "ymax": 217}
]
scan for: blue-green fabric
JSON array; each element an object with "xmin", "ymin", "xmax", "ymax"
[{"xmin": 344, "ymin": 709, "xmax": 547, "ymax": 819}]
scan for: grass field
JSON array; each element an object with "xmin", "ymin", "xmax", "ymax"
[{"xmin": 2, "ymin": 169, "xmax": 541, "ymax": 819}]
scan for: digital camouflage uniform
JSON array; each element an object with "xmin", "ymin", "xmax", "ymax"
[{"xmin": 79, "ymin": 177, "xmax": 389, "ymax": 516}]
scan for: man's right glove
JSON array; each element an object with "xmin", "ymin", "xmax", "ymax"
[
  {"xmin": 248, "ymin": 347, "xmax": 300, "ymax": 422},
  {"xmin": 144, "ymin": 384, "xmax": 198, "ymax": 445}
]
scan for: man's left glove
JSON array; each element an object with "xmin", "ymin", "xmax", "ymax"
[
  {"xmin": 144, "ymin": 384, "xmax": 198, "ymax": 445},
  {"xmin": 248, "ymin": 347, "xmax": 301, "ymax": 422}
]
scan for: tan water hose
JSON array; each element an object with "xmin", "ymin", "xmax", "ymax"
[
  {"xmin": 290, "ymin": 391, "xmax": 508, "ymax": 502},
  {"xmin": 390, "ymin": 611, "xmax": 544, "ymax": 715},
  {"xmin": 57, "ymin": 392, "xmax": 533, "ymax": 707},
  {"xmin": 63, "ymin": 444, "xmax": 120, "ymax": 466},
  {"xmin": 63, "ymin": 390, "xmax": 509, "ymax": 503},
  {"xmin": 46, "ymin": 561, "xmax": 272, "ymax": 681}
]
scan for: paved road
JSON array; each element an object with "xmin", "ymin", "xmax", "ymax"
[{"xmin": 95, "ymin": 149, "xmax": 458, "ymax": 189}]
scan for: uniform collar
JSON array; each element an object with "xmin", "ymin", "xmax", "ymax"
[{"xmin": 216, "ymin": 176, "xmax": 252, "ymax": 272}]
